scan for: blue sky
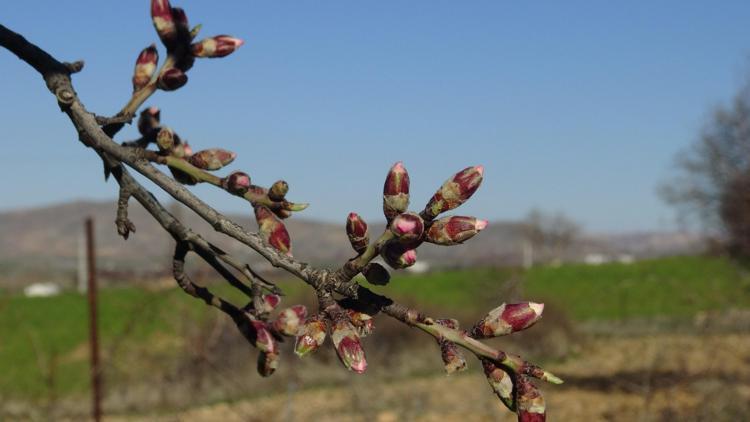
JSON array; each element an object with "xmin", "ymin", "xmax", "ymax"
[{"xmin": 2, "ymin": 1, "xmax": 749, "ymax": 232}]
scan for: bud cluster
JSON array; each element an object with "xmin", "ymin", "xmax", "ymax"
[
  {"xmin": 144, "ymin": 0, "xmax": 244, "ymax": 94},
  {"xmin": 370, "ymin": 162, "xmax": 487, "ymax": 271},
  {"xmin": 123, "ymin": 9, "xmax": 558, "ymax": 414}
]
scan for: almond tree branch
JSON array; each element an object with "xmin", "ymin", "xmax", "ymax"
[{"xmin": 1, "ymin": 22, "xmax": 560, "ymax": 420}]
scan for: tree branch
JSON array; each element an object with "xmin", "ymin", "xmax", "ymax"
[{"xmin": 1, "ymin": 19, "xmax": 560, "ymax": 420}]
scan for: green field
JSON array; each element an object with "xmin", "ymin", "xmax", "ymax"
[
  {"xmin": 381, "ymin": 255, "xmax": 750, "ymax": 320},
  {"xmin": 1, "ymin": 255, "xmax": 749, "ymax": 400}
]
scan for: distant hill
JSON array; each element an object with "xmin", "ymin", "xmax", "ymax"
[{"xmin": 0, "ymin": 200, "xmax": 705, "ymax": 287}]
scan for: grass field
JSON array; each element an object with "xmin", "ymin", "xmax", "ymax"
[{"xmin": 1, "ymin": 255, "xmax": 749, "ymax": 406}]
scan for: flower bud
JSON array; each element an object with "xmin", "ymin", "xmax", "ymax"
[
  {"xmin": 191, "ymin": 35, "xmax": 244, "ymax": 58},
  {"xmin": 273, "ymin": 305, "xmax": 307, "ymax": 336},
  {"xmin": 362, "ymin": 263, "xmax": 390, "ymax": 286},
  {"xmin": 137, "ymin": 106, "xmax": 161, "ymax": 136},
  {"xmin": 268, "ymin": 180, "xmax": 289, "ymax": 201},
  {"xmin": 132, "ymin": 44, "xmax": 158, "ymax": 92},
  {"xmin": 425, "ymin": 216, "xmax": 488, "ymax": 246},
  {"xmin": 294, "ymin": 316, "xmax": 327, "ymax": 357},
  {"xmin": 482, "ymin": 359, "xmax": 515, "ymax": 411},
  {"xmin": 331, "ymin": 319, "xmax": 367, "ymax": 374},
  {"xmin": 250, "ymin": 319, "xmax": 276, "ymax": 354},
  {"xmin": 188, "ymin": 148, "xmax": 237, "ymax": 170},
  {"xmin": 380, "ymin": 241, "xmax": 417, "ymax": 270},
  {"xmin": 347, "ymin": 310, "xmax": 374, "ymax": 337},
  {"xmin": 471, "ymin": 302, "xmax": 544, "ymax": 338},
  {"xmin": 383, "ymin": 161, "xmax": 410, "ymax": 221},
  {"xmin": 151, "ymin": 0, "xmax": 176, "ymax": 45},
  {"xmin": 222, "ymin": 171, "xmax": 251, "ymax": 195},
  {"xmin": 346, "ymin": 213, "xmax": 369, "ymax": 254},
  {"xmin": 259, "ymin": 293, "xmax": 280, "ymax": 314},
  {"xmin": 157, "ymin": 67, "xmax": 188, "ymax": 91},
  {"xmin": 423, "ymin": 165, "xmax": 484, "ymax": 220},
  {"xmin": 156, "ymin": 127, "xmax": 175, "ymax": 152},
  {"xmin": 389, "ymin": 212, "xmax": 424, "ymax": 242},
  {"xmin": 255, "ymin": 205, "xmax": 292, "ymax": 255},
  {"xmin": 257, "ymin": 351, "xmax": 279, "ymax": 377},
  {"xmin": 516, "ymin": 375, "xmax": 546, "ymax": 422}
]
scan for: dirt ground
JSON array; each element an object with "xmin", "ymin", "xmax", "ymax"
[{"xmin": 105, "ymin": 332, "xmax": 750, "ymax": 422}]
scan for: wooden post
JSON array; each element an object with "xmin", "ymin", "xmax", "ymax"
[{"xmin": 86, "ymin": 217, "xmax": 102, "ymax": 422}]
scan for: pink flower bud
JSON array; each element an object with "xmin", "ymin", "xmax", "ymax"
[
  {"xmin": 362, "ymin": 262, "xmax": 390, "ymax": 286},
  {"xmin": 425, "ymin": 216, "xmax": 488, "ymax": 245},
  {"xmin": 259, "ymin": 293, "xmax": 280, "ymax": 314},
  {"xmin": 188, "ymin": 148, "xmax": 237, "ymax": 170},
  {"xmin": 157, "ymin": 67, "xmax": 188, "ymax": 91},
  {"xmin": 151, "ymin": 0, "xmax": 176, "ymax": 45},
  {"xmin": 516, "ymin": 375, "xmax": 546, "ymax": 421},
  {"xmin": 346, "ymin": 212, "xmax": 369, "ymax": 254},
  {"xmin": 383, "ymin": 161, "xmax": 410, "ymax": 221},
  {"xmin": 273, "ymin": 305, "xmax": 307, "ymax": 336},
  {"xmin": 389, "ymin": 212, "xmax": 424, "ymax": 242},
  {"xmin": 132, "ymin": 44, "xmax": 158, "ymax": 92},
  {"xmin": 137, "ymin": 106, "xmax": 161, "ymax": 135},
  {"xmin": 482, "ymin": 359, "xmax": 515, "ymax": 411},
  {"xmin": 268, "ymin": 180, "xmax": 289, "ymax": 201},
  {"xmin": 331, "ymin": 319, "xmax": 367, "ymax": 374},
  {"xmin": 423, "ymin": 165, "xmax": 484, "ymax": 220},
  {"xmin": 294, "ymin": 317, "xmax": 327, "ymax": 357},
  {"xmin": 156, "ymin": 127, "xmax": 175, "ymax": 152},
  {"xmin": 222, "ymin": 171, "xmax": 252, "ymax": 195},
  {"xmin": 255, "ymin": 206, "xmax": 292, "ymax": 255},
  {"xmin": 471, "ymin": 302, "xmax": 544, "ymax": 338},
  {"xmin": 380, "ymin": 242, "xmax": 417, "ymax": 270},
  {"xmin": 250, "ymin": 319, "xmax": 276, "ymax": 354},
  {"xmin": 347, "ymin": 310, "xmax": 374, "ymax": 337},
  {"xmin": 191, "ymin": 35, "xmax": 245, "ymax": 58},
  {"xmin": 257, "ymin": 351, "xmax": 279, "ymax": 377}
]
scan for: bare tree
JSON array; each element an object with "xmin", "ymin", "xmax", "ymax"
[
  {"xmin": 523, "ymin": 209, "xmax": 580, "ymax": 265},
  {"xmin": 0, "ymin": 2, "xmax": 561, "ymax": 420},
  {"xmin": 660, "ymin": 82, "xmax": 750, "ymax": 256}
]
